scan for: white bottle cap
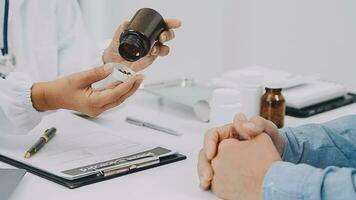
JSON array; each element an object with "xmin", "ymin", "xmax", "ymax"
[
  {"xmin": 110, "ymin": 63, "xmax": 136, "ymax": 82},
  {"xmin": 211, "ymin": 88, "xmax": 241, "ymax": 105},
  {"xmin": 237, "ymin": 71, "xmax": 264, "ymax": 87}
]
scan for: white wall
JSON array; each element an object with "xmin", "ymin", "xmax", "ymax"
[
  {"xmin": 80, "ymin": 0, "xmax": 356, "ymax": 91},
  {"xmin": 224, "ymin": 0, "xmax": 356, "ymax": 91}
]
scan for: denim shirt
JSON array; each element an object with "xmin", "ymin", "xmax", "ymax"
[{"xmin": 262, "ymin": 115, "xmax": 356, "ymax": 200}]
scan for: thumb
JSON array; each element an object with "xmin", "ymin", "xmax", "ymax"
[
  {"xmin": 76, "ymin": 64, "xmax": 113, "ymax": 87},
  {"xmin": 110, "ymin": 21, "xmax": 129, "ymax": 48},
  {"xmin": 233, "ymin": 113, "xmax": 254, "ymax": 140}
]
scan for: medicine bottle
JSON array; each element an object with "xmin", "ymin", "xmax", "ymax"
[
  {"xmin": 210, "ymin": 88, "xmax": 242, "ymax": 127},
  {"xmin": 235, "ymin": 71, "xmax": 264, "ymax": 118},
  {"xmin": 260, "ymin": 88, "xmax": 286, "ymax": 128},
  {"xmin": 119, "ymin": 8, "xmax": 167, "ymax": 62}
]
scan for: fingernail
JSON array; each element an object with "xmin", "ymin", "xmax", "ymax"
[
  {"xmin": 206, "ymin": 150, "xmax": 213, "ymax": 160},
  {"xmin": 199, "ymin": 183, "xmax": 207, "ymax": 190},
  {"xmin": 136, "ymin": 74, "xmax": 145, "ymax": 80},
  {"xmin": 135, "ymin": 75, "xmax": 145, "ymax": 84},
  {"xmin": 161, "ymin": 34, "xmax": 167, "ymax": 42},
  {"xmin": 203, "ymin": 170, "xmax": 210, "ymax": 181},
  {"xmin": 235, "ymin": 113, "xmax": 247, "ymax": 121},
  {"xmin": 104, "ymin": 64, "xmax": 113, "ymax": 73},
  {"xmin": 243, "ymin": 122, "xmax": 258, "ymax": 131},
  {"xmin": 151, "ymin": 47, "xmax": 158, "ymax": 55},
  {"xmin": 202, "ymin": 173, "xmax": 208, "ymax": 181}
]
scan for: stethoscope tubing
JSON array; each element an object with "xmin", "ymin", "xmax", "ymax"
[{"xmin": 1, "ymin": 0, "xmax": 9, "ymax": 56}]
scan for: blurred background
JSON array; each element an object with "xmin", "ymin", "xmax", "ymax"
[{"xmin": 78, "ymin": 0, "xmax": 356, "ymax": 91}]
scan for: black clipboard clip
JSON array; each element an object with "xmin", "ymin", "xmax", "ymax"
[
  {"xmin": 0, "ymin": 147, "xmax": 186, "ymax": 189},
  {"xmin": 94, "ymin": 152, "xmax": 160, "ymax": 177}
]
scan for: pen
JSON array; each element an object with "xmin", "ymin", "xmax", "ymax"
[
  {"xmin": 125, "ymin": 117, "xmax": 182, "ymax": 136},
  {"xmin": 24, "ymin": 127, "xmax": 56, "ymax": 159}
]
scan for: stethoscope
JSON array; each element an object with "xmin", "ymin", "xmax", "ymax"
[
  {"xmin": 1, "ymin": 0, "xmax": 9, "ymax": 56},
  {"xmin": 0, "ymin": 0, "xmax": 15, "ymax": 79}
]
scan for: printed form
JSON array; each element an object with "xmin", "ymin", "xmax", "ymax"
[{"xmin": 0, "ymin": 111, "xmax": 171, "ymax": 179}]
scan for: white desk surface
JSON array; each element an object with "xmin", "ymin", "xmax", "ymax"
[{"xmin": 1, "ymin": 91, "xmax": 356, "ymax": 200}]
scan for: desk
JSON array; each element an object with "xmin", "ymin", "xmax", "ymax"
[{"xmin": 1, "ymin": 91, "xmax": 356, "ymax": 200}]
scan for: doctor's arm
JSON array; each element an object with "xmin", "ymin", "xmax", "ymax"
[
  {"xmin": 0, "ymin": 65, "xmax": 142, "ymax": 132},
  {"xmin": 31, "ymin": 64, "xmax": 143, "ymax": 116}
]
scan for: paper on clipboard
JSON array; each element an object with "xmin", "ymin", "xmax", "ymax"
[{"xmin": 0, "ymin": 111, "xmax": 173, "ymax": 180}]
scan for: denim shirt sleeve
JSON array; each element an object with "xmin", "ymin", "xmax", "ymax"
[
  {"xmin": 262, "ymin": 115, "xmax": 356, "ymax": 200},
  {"xmin": 263, "ymin": 161, "xmax": 356, "ymax": 200},
  {"xmin": 280, "ymin": 115, "xmax": 356, "ymax": 168}
]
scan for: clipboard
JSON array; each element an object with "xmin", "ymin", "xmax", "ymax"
[
  {"xmin": 0, "ymin": 148, "xmax": 186, "ymax": 189},
  {"xmin": 0, "ymin": 111, "xmax": 187, "ymax": 189}
]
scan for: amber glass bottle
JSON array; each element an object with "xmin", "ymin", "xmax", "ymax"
[
  {"xmin": 260, "ymin": 88, "xmax": 286, "ymax": 128},
  {"xmin": 119, "ymin": 8, "xmax": 167, "ymax": 62}
]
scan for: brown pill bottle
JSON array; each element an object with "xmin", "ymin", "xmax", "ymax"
[
  {"xmin": 260, "ymin": 88, "xmax": 286, "ymax": 128},
  {"xmin": 119, "ymin": 8, "xmax": 167, "ymax": 62}
]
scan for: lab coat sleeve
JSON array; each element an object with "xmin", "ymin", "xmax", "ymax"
[
  {"xmin": 55, "ymin": 0, "xmax": 102, "ymax": 77},
  {"xmin": 0, "ymin": 73, "xmax": 43, "ymax": 133}
]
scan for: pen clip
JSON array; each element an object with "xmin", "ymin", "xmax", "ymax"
[
  {"xmin": 97, "ymin": 156, "xmax": 160, "ymax": 177},
  {"xmin": 126, "ymin": 117, "xmax": 145, "ymax": 126}
]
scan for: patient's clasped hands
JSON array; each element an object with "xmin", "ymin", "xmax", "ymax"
[{"xmin": 198, "ymin": 114, "xmax": 287, "ymax": 200}]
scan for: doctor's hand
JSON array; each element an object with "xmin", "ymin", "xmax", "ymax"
[
  {"xmin": 197, "ymin": 113, "xmax": 286, "ymax": 190},
  {"xmin": 103, "ymin": 19, "xmax": 182, "ymax": 72},
  {"xmin": 31, "ymin": 65, "xmax": 144, "ymax": 117},
  {"xmin": 210, "ymin": 134, "xmax": 281, "ymax": 200}
]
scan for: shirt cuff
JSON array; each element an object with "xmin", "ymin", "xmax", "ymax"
[
  {"xmin": 280, "ymin": 127, "xmax": 303, "ymax": 164},
  {"xmin": 5, "ymin": 72, "xmax": 44, "ymax": 133},
  {"xmin": 262, "ymin": 161, "xmax": 316, "ymax": 200}
]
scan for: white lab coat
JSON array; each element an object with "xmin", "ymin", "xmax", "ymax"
[{"xmin": 0, "ymin": 0, "xmax": 100, "ymax": 134}]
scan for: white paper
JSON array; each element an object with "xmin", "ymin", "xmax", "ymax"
[{"xmin": 0, "ymin": 111, "xmax": 156, "ymax": 180}]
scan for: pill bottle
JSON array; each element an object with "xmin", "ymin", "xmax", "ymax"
[
  {"xmin": 210, "ymin": 88, "xmax": 241, "ymax": 127},
  {"xmin": 235, "ymin": 71, "xmax": 264, "ymax": 118},
  {"xmin": 119, "ymin": 8, "xmax": 167, "ymax": 62},
  {"xmin": 260, "ymin": 87, "xmax": 286, "ymax": 128}
]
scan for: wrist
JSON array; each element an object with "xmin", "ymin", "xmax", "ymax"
[
  {"xmin": 31, "ymin": 81, "xmax": 61, "ymax": 112},
  {"xmin": 31, "ymin": 82, "xmax": 50, "ymax": 112},
  {"xmin": 276, "ymin": 133, "xmax": 287, "ymax": 156}
]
